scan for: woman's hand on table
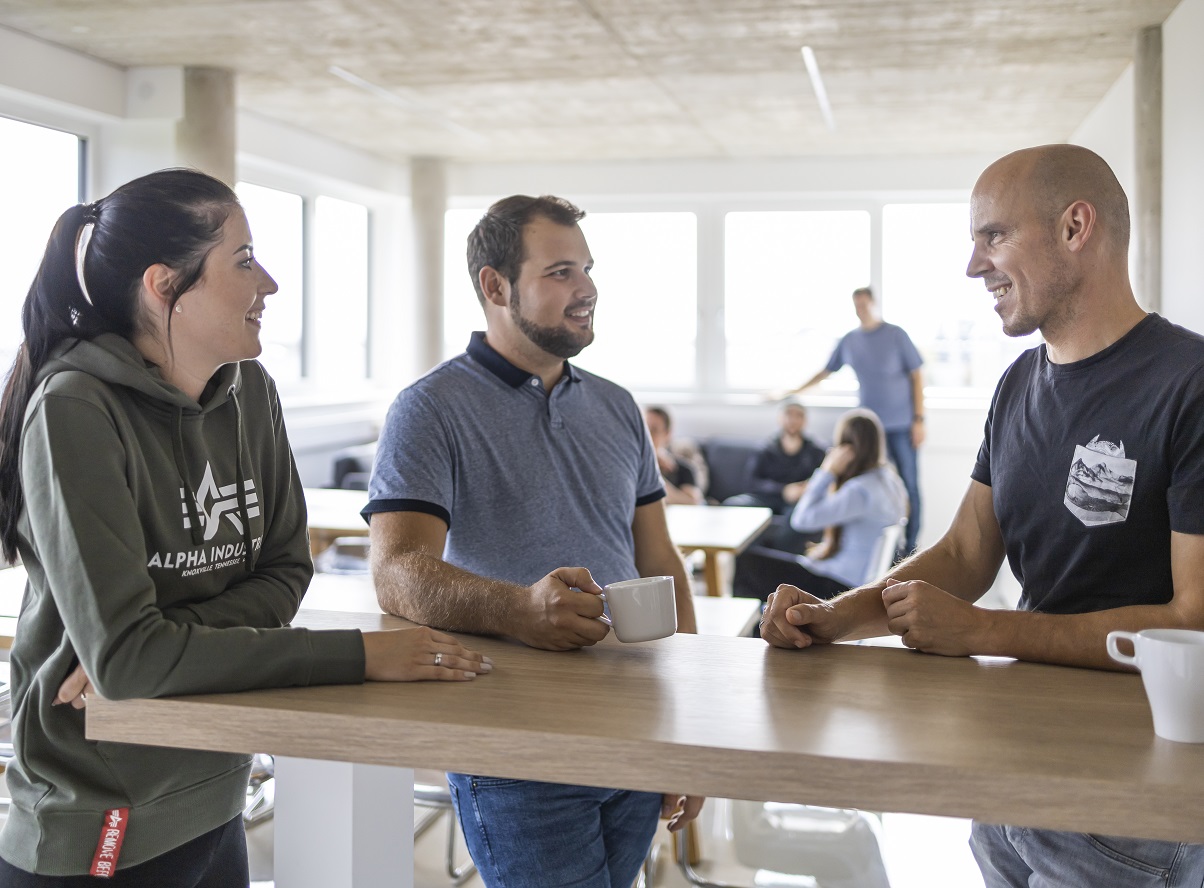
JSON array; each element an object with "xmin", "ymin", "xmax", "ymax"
[
  {"xmin": 55, "ymin": 663, "xmax": 94, "ymax": 709},
  {"xmin": 363, "ymin": 626, "xmax": 493, "ymax": 682}
]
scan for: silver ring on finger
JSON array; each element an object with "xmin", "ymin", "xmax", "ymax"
[{"xmin": 434, "ymin": 652, "xmax": 443, "ymax": 667}]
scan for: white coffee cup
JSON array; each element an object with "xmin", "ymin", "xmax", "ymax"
[
  {"xmin": 600, "ymin": 576, "xmax": 677, "ymax": 643},
  {"xmin": 1107, "ymin": 628, "xmax": 1204, "ymax": 742}
]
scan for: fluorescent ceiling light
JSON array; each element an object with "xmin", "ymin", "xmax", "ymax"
[
  {"xmin": 800, "ymin": 46, "xmax": 836, "ymax": 131},
  {"xmin": 329, "ymin": 65, "xmax": 487, "ymax": 144}
]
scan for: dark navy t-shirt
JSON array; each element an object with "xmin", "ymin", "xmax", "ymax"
[{"xmin": 971, "ymin": 314, "xmax": 1204, "ymax": 615}]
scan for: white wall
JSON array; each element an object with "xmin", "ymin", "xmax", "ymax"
[
  {"xmin": 1162, "ymin": 0, "xmax": 1204, "ymax": 333},
  {"xmin": 1069, "ymin": 0, "xmax": 1204, "ymax": 336},
  {"xmin": 1070, "ymin": 64, "xmax": 1136, "ymax": 200}
]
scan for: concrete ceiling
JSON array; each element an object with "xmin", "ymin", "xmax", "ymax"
[{"xmin": 0, "ymin": 0, "xmax": 1180, "ymax": 163}]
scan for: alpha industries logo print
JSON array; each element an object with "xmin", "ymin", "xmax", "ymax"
[
  {"xmin": 1064, "ymin": 435, "xmax": 1136, "ymax": 527},
  {"xmin": 181, "ymin": 461, "xmax": 261, "ymax": 541}
]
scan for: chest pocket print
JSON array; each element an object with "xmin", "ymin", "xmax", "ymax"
[{"xmin": 1064, "ymin": 435, "xmax": 1136, "ymax": 527}]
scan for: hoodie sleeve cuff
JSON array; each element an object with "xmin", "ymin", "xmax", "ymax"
[{"xmin": 303, "ymin": 628, "xmax": 368, "ymax": 685}]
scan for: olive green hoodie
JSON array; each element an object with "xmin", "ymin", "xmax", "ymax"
[{"xmin": 0, "ymin": 334, "xmax": 365, "ymax": 876}]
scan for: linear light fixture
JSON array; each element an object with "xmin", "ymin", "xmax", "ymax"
[
  {"xmin": 329, "ymin": 65, "xmax": 487, "ymax": 144},
  {"xmin": 800, "ymin": 46, "xmax": 836, "ymax": 131}
]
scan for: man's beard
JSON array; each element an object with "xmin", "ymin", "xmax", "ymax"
[{"xmin": 510, "ymin": 289, "xmax": 593, "ymax": 359}]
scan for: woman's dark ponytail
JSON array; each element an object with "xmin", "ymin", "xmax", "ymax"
[
  {"xmin": 0, "ymin": 169, "xmax": 239, "ymax": 563},
  {"xmin": 0, "ymin": 203, "xmax": 95, "ymax": 563}
]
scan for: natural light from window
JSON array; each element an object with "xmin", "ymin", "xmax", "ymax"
[
  {"xmin": 443, "ymin": 208, "xmax": 485, "ymax": 359},
  {"xmin": 312, "ymin": 196, "xmax": 370, "ymax": 382},
  {"xmin": 237, "ymin": 183, "xmax": 304, "ymax": 383},
  {"xmin": 0, "ymin": 117, "xmax": 81, "ymax": 378},
  {"xmin": 725, "ymin": 210, "xmax": 871, "ymax": 391},
  {"xmin": 882, "ymin": 203, "xmax": 1040, "ymax": 391},
  {"xmin": 575, "ymin": 212, "xmax": 697, "ymax": 389}
]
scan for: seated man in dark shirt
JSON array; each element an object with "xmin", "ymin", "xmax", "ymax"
[{"xmin": 725, "ymin": 402, "xmax": 825, "ymax": 514}]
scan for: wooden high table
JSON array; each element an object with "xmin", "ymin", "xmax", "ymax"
[{"xmin": 87, "ymin": 610, "xmax": 1204, "ymax": 886}]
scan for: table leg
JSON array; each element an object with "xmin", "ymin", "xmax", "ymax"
[
  {"xmin": 274, "ymin": 756, "xmax": 415, "ymax": 887},
  {"xmin": 703, "ymin": 552, "xmax": 723, "ymax": 597}
]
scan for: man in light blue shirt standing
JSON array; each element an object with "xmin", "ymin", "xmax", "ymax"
[{"xmin": 787, "ymin": 286, "xmax": 925, "ymax": 553}]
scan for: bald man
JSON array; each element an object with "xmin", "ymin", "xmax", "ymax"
[{"xmin": 762, "ymin": 144, "xmax": 1204, "ymax": 886}]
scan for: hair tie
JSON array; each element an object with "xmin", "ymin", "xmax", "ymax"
[{"xmin": 74, "ymin": 217, "xmax": 96, "ymax": 307}]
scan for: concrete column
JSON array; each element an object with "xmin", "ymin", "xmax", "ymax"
[
  {"xmin": 175, "ymin": 67, "xmax": 236, "ymax": 185},
  {"xmin": 1134, "ymin": 26, "xmax": 1162, "ymax": 312},
  {"xmin": 410, "ymin": 157, "xmax": 447, "ymax": 373}
]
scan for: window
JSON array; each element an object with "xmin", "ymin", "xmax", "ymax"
[
  {"xmin": 443, "ymin": 207, "xmax": 485, "ymax": 359},
  {"xmin": 574, "ymin": 212, "xmax": 697, "ymax": 389},
  {"xmin": 882, "ymin": 203, "xmax": 1039, "ymax": 390},
  {"xmin": 313, "ymin": 196, "xmax": 370, "ymax": 382},
  {"xmin": 236, "ymin": 183, "xmax": 304, "ymax": 382},
  {"xmin": 0, "ymin": 117, "xmax": 82, "ymax": 375},
  {"xmin": 237, "ymin": 184, "xmax": 372, "ymax": 386},
  {"xmin": 725, "ymin": 211, "xmax": 871, "ymax": 391}
]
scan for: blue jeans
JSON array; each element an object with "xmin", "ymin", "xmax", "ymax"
[
  {"xmin": 971, "ymin": 822, "xmax": 1204, "ymax": 887},
  {"xmin": 446, "ymin": 774, "xmax": 661, "ymax": 887},
  {"xmin": 884, "ymin": 428, "xmax": 920, "ymax": 554}
]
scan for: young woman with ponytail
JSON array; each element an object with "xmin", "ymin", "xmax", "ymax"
[{"xmin": 0, "ymin": 169, "xmax": 491, "ymax": 885}]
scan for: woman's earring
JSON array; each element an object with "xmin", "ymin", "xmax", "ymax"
[{"xmin": 174, "ymin": 305, "xmax": 182, "ymax": 314}]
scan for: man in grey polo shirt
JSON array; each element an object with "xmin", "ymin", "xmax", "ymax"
[{"xmin": 365, "ymin": 194, "xmax": 700, "ymax": 887}]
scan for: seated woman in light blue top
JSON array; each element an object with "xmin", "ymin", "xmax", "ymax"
[
  {"xmin": 734, "ymin": 409, "xmax": 907, "ymax": 604},
  {"xmin": 790, "ymin": 409, "xmax": 909, "ymax": 589}
]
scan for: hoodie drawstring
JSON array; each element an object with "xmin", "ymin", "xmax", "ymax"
[
  {"xmin": 230, "ymin": 387, "xmax": 257, "ymax": 571},
  {"xmin": 173, "ymin": 409, "xmax": 204, "ymax": 548}
]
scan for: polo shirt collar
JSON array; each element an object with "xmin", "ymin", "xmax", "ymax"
[{"xmin": 466, "ymin": 331, "xmax": 581, "ymax": 388}]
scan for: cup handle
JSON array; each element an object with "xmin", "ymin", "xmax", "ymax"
[
  {"xmin": 596, "ymin": 592, "xmax": 611, "ymax": 626},
  {"xmin": 1106, "ymin": 630, "xmax": 1138, "ymax": 667}
]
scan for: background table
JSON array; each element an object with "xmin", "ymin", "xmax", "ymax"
[
  {"xmin": 303, "ymin": 490, "xmax": 772, "ymax": 597},
  {"xmin": 303, "ymin": 487, "xmax": 370, "ymax": 557},
  {"xmin": 665, "ymin": 504, "xmax": 772, "ymax": 596}
]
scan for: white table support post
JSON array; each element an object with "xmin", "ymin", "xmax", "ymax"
[{"xmin": 273, "ymin": 757, "xmax": 415, "ymax": 888}]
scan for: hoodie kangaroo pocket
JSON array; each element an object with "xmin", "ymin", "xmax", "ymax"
[{"xmin": 94, "ymin": 739, "xmax": 250, "ymax": 805}]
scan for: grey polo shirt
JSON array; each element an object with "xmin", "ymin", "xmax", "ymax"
[{"xmin": 364, "ymin": 332, "xmax": 666, "ymax": 587}]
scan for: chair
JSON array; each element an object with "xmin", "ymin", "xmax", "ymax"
[
  {"xmin": 331, "ymin": 442, "xmax": 378, "ymax": 491},
  {"xmin": 679, "ymin": 800, "xmax": 891, "ymax": 888},
  {"xmin": 243, "ymin": 753, "xmax": 275, "ymax": 826},
  {"xmin": 863, "ymin": 519, "xmax": 906, "ymax": 584},
  {"xmin": 413, "ymin": 771, "xmax": 476, "ymax": 886},
  {"xmin": 698, "ymin": 438, "xmax": 760, "ymax": 504}
]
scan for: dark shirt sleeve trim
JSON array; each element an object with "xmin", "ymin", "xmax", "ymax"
[
  {"xmin": 636, "ymin": 489, "xmax": 667, "ymax": 508},
  {"xmin": 969, "ymin": 464, "xmax": 992, "ymax": 488},
  {"xmin": 361, "ymin": 498, "xmax": 451, "ymax": 528}
]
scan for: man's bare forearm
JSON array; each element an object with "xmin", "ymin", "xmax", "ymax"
[
  {"xmin": 826, "ymin": 531, "xmax": 1002, "ymax": 642},
  {"xmin": 372, "ymin": 550, "xmax": 527, "ymax": 637}
]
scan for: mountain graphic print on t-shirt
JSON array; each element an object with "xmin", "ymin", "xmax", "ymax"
[{"xmin": 1064, "ymin": 435, "xmax": 1136, "ymax": 527}]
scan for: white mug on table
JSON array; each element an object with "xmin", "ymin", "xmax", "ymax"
[
  {"xmin": 600, "ymin": 576, "xmax": 677, "ymax": 643},
  {"xmin": 1107, "ymin": 628, "xmax": 1204, "ymax": 743}
]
